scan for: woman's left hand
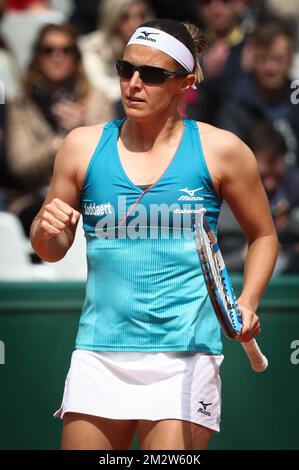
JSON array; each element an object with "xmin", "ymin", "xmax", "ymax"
[{"xmin": 236, "ymin": 302, "xmax": 261, "ymax": 343}]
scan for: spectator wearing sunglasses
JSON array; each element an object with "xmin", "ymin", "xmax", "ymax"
[
  {"xmin": 5, "ymin": 23, "xmax": 113, "ymax": 237},
  {"xmin": 30, "ymin": 18, "xmax": 277, "ymax": 449}
]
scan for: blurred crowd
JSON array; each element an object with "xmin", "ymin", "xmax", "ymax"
[{"xmin": 0, "ymin": 0, "xmax": 299, "ymax": 275}]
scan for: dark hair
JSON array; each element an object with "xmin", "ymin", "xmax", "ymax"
[
  {"xmin": 252, "ymin": 21, "xmax": 295, "ymax": 50},
  {"xmin": 248, "ymin": 121, "xmax": 287, "ymax": 159},
  {"xmin": 139, "ymin": 18, "xmax": 207, "ymax": 82}
]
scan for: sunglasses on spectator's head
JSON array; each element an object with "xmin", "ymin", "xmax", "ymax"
[
  {"xmin": 116, "ymin": 59, "xmax": 190, "ymax": 85},
  {"xmin": 38, "ymin": 45, "xmax": 76, "ymax": 56}
]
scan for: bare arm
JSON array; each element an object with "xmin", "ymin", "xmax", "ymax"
[
  {"xmin": 220, "ymin": 133, "xmax": 279, "ymax": 341},
  {"xmin": 30, "ymin": 128, "xmax": 84, "ymax": 262}
]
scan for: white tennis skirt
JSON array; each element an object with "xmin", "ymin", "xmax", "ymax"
[{"xmin": 54, "ymin": 349, "xmax": 224, "ymax": 432}]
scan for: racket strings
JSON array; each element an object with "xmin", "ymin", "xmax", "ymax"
[
  {"xmin": 203, "ymin": 232, "xmax": 227, "ymax": 301},
  {"xmin": 202, "ymin": 231, "xmax": 239, "ymax": 330}
]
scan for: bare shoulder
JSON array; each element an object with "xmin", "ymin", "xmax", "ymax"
[
  {"xmin": 55, "ymin": 122, "xmax": 107, "ymax": 184},
  {"xmin": 61, "ymin": 122, "xmax": 106, "ymax": 155},
  {"xmin": 196, "ymin": 121, "xmax": 250, "ymax": 156},
  {"xmin": 196, "ymin": 121, "xmax": 257, "ymax": 175}
]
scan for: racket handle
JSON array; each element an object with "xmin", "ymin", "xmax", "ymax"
[{"xmin": 241, "ymin": 339, "xmax": 268, "ymax": 372}]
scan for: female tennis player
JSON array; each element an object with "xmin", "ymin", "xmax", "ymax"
[{"xmin": 30, "ymin": 18, "xmax": 278, "ymax": 450}]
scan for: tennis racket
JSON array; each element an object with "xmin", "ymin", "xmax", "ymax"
[{"xmin": 193, "ymin": 208, "xmax": 268, "ymax": 372}]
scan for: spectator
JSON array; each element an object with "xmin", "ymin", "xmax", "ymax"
[
  {"xmin": 249, "ymin": 121, "xmax": 299, "ymax": 273},
  {"xmin": 0, "ymin": 0, "xmax": 65, "ymax": 71},
  {"xmin": 185, "ymin": 0, "xmax": 248, "ymax": 124},
  {"xmin": 79, "ymin": 0, "xmax": 153, "ymax": 104},
  {"xmin": 218, "ymin": 121, "xmax": 299, "ymax": 274},
  {"xmin": 5, "ymin": 23, "xmax": 113, "ymax": 236},
  {"xmin": 266, "ymin": 0, "xmax": 299, "ymax": 80},
  {"xmin": 217, "ymin": 21, "xmax": 299, "ymax": 166}
]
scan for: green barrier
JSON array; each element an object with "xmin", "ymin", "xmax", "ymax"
[{"xmin": 0, "ymin": 277, "xmax": 298, "ymax": 450}]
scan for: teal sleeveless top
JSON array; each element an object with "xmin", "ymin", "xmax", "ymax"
[{"xmin": 76, "ymin": 119, "xmax": 223, "ymax": 354}]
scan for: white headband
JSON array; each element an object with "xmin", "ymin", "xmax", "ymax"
[{"xmin": 127, "ymin": 27, "xmax": 197, "ymax": 89}]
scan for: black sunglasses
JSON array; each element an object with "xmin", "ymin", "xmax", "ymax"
[
  {"xmin": 39, "ymin": 45, "xmax": 76, "ymax": 56},
  {"xmin": 116, "ymin": 59, "xmax": 189, "ymax": 85}
]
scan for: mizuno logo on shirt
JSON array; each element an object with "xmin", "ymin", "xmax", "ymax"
[{"xmin": 178, "ymin": 187, "xmax": 204, "ymax": 201}]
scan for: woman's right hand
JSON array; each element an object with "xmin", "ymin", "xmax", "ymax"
[{"xmin": 39, "ymin": 197, "xmax": 81, "ymax": 240}]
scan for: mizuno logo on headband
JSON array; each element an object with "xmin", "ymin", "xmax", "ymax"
[
  {"xmin": 136, "ymin": 31, "xmax": 160, "ymax": 42},
  {"xmin": 140, "ymin": 31, "xmax": 160, "ymax": 37}
]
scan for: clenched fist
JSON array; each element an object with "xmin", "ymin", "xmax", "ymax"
[{"xmin": 39, "ymin": 198, "xmax": 81, "ymax": 240}]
